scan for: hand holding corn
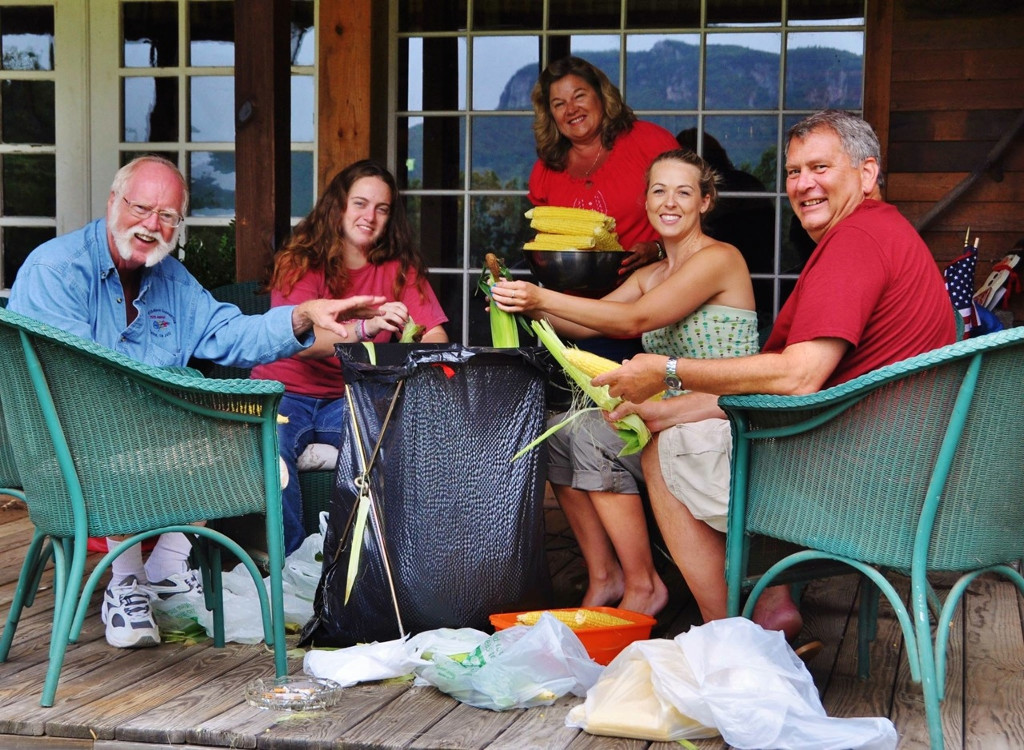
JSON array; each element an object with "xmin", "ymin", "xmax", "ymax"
[
  {"xmin": 490, "ymin": 279, "xmax": 542, "ymax": 315},
  {"xmin": 592, "ymin": 351, "xmax": 672, "ymax": 403}
]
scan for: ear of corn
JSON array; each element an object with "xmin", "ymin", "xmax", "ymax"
[
  {"xmin": 562, "ymin": 348, "xmax": 620, "ymax": 379},
  {"xmin": 515, "ymin": 608, "xmax": 633, "ymax": 629},
  {"xmin": 511, "ymin": 318, "xmax": 650, "ymax": 460},
  {"xmin": 524, "ymin": 206, "xmax": 623, "ymax": 252},
  {"xmin": 480, "ymin": 253, "xmax": 520, "ymax": 347}
]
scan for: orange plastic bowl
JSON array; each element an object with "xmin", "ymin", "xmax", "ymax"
[{"xmin": 489, "ymin": 606, "xmax": 657, "ymax": 665}]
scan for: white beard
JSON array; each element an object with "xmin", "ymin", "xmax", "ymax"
[{"xmin": 113, "ymin": 225, "xmax": 179, "ymax": 267}]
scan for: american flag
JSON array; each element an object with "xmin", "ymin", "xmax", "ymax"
[{"xmin": 944, "ymin": 245, "xmax": 978, "ymax": 336}]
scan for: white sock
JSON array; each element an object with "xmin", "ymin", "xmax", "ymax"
[
  {"xmin": 144, "ymin": 532, "xmax": 195, "ymax": 583},
  {"xmin": 108, "ymin": 538, "xmax": 146, "ymax": 586}
]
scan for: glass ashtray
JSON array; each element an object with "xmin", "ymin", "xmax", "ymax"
[{"xmin": 244, "ymin": 675, "xmax": 342, "ymax": 711}]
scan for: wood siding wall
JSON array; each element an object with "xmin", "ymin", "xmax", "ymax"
[{"xmin": 878, "ymin": 1, "xmax": 1024, "ymax": 323}]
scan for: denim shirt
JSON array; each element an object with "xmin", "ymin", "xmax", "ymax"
[{"xmin": 8, "ymin": 218, "xmax": 310, "ymax": 368}]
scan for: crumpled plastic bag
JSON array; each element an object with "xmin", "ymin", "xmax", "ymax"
[
  {"xmin": 567, "ymin": 617, "xmax": 897, "ymax": 750},
  {"xmin": 303, "ymin": 627, "xmax": 488, "ymax": 688},
  {"xmin": 153, "ymin": 531, "xmax": 325, "ymax": 643},
  {"xmin": 415, "ymin": 612, "xmax": 604, "ymax": 711}
]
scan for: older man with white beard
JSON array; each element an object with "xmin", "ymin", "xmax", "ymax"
[{"xmin": 8, "ymin": 155, "xmax": 386, "ymax": 650}]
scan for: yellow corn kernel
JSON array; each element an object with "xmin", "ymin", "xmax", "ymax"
[
  {"xmin": 524, "ymin": 233, "xmax": 598, "ymax": 251},
  {"xmin": 526, "ymin": 205, "xmax": 616, "ymax": 230},
  {"xmin": 593, "ymin": 227, "xmax": 623, "ymax": 251},
  {"xmin": 514, "ymin": 608, "xmax": 634, "ymax": 629},
  {"xmin": 562, "ymin": 347, "xmax": 620, "ymax": 379}
]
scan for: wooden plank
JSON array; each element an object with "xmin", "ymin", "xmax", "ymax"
[
  {"xmin": 234, "ymin": 0, "xmax": 291, "ymax": 281},
  {"xmin": 863, "ymin": 0, "xmax": 894, "ymax": 177},
  {"xmin": 895, "ymin": 201, "xmax": 1024, "ymax": 233},
  {"xmin": 338, "ymin": 685, "xmax": 458, "ymax": 748},
  {"xmin": 890, "ymin": 110, "xmax": 1024, "ymax": 143},
  {"xmin": 0, "ymin": 737, "xmax": 91, "ymax": 749},
  {"xmin": 886, "ymin": 172, "xmax": 1024, "ymax": 203},
  {"xmin": 890, "ymin": 79, "xmax": 1024, "ymax": 112},
  {"xmin": 892, "ymin": 17, "xmax": 1024, "ymax": 51},
  {"xmin": 407, "ymin": 701, "xmax": 520, "ymax": 749},
  {"xmin": 892, "ymin": 48, "xmax": 1024, "ymax": 83},
  {"xmin": 487, "ymin": 695, "xmax": 587, "ymax": 750},
  {"xmin": 963, "ymin": 577, "xmax": 1024, "ymax": 749},
  {"xmin": 888, "ymin": 139, "xmax": 1024, "ymax": 174}
]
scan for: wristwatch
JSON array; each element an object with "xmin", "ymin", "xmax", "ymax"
[{"xmin": 664, "ymin": 357, "xmax": 682, "ymax": 390}]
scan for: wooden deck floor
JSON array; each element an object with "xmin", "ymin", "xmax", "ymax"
[{"xmin": 1, "ymin": 498, "xmax": 1023, "ymax": 749}]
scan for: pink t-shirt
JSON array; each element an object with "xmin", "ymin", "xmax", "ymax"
[
  {"xmin": 763, "ymin": 200, "xmax": 957, "ymax": 388},
  {"xmin": 251, "ymin": 261, "xmax": 447, "ymax": 398},
  {"xmin": 527, "ymin": 120, "xmax": 679, "ymax": 250}
]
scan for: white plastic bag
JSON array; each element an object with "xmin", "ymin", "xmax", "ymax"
[
  {"xmin": 568, "ymin": 618, "xmax": 897, "ymax": 750},
  {"xmin": 416, "ymin": 612, "xmax": 604, "ymax": 711}
]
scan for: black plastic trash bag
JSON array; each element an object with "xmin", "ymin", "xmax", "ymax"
[{"xmin": 300, "ymin": 344, "xmax": 553, "ymax": 647}]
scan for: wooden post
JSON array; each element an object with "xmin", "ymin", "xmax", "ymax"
[{"xmin": 234, "ymin": 0, "xmax": 290, "ymax": 281}]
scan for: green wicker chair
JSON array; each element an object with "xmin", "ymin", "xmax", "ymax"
[
  {"xmin": 720, "ymin": 326, "xmax": 1024, "ymax": 750},
  {"xmin": 0, "ymin": 307, "xmax": 288, "ymax": 706}
]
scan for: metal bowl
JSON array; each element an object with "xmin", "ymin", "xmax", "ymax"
[{"xmin": 523, "ymin": 249, "xmax": 624, "ymax": 298}]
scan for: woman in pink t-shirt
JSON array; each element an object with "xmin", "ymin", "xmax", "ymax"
[{"xmin": 253, "ymin": 160, "xmax": 448, "ymax": 552}]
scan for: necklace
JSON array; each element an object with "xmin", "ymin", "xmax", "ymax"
[{"xmin": 580, "ymin": 146, "xmax": 604, "ymax": 189}]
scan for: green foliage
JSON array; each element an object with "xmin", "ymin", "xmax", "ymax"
[{"xmin": 178, "ymin": 219, "xmax": 237, "ymax": 289}]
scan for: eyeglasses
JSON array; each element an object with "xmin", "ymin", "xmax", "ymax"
[{"xmin": 121, "ymin": 196, "xmax": 183, "ymax": 228}]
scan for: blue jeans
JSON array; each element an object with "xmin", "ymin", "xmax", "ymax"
[{"xmin": 277, "ymin": 392, "xmax": 346, "ymax": 554}]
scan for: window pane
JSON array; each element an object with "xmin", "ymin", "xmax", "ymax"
[
  {"xmin": 189, "ymin": 1, "xmax": 234, "ymax": 67},
  {"xmin": 569, "ymin": 37, "xmax": 620, "ymax": 89},
  {"xmin": 179, "ymin": 224, "xmax": 236, "ymax": 289},
  {"xmin": 471, "ymin": 116, "xmax": 534, "ymax": 190},
  {"xmin": 429, "ymin": 272, "xmax": 468, "ymax": 345},
  {"xmin": 123, "ymin": 77, "xmax": 179, "ymax": 142},
  {"xmin": 646, "ymin": 114, "xmax": 698, "ymax": 142},
  {"xmin": 123, "ymin": 2, "xmax": 178, "ymax": 68},
  {"xmin": 473, "ymin": 37, "xmax": 537, "ymax": 111},
  {"xmin": 190, "ymin": 76, "xmax": 234, "ymax": 142},
  {"xmin": 789, "ymin": 0, "xmax": 865, "ymax": 26},
  {"xmin": 781, "ymin": 200, "xmax": 814, "ymax": 274},
  {"xmin": 469, "ymin": 194, "xmax": 534, "ymax": 270},
  {"xmin": 291, "ymin": 0, "xmax": 315, "ymax": 66},
  {"xmin": 401, "ymin": 116, "xmax": 464, "ymax": 190},
  {"xmin": 626, "ymin": 35, "xmax": 700, "ymax": 110},
  {"xmin": 1, "ymin": 6, "xmax": 54, "ymax": 71},
  {"xmin": 708, "ymin": 0, "xmax": 780, "ymax": 26},
  {"xmin": 1, "ymin": 80, "xmax": 54, "ymax": 144},
  {"xmin": 4, "ymin": 226, "xmax": 54, "ymax": 289},
  {"xmin": 705, "ymin": 33, "xmax": 781, "ymax": 110},
  {"xmin": 475, "ymin": 1, "xmax": 541, "ymax": 30},
  {"xmin": 2, "ymin": 153, "xmax": 55, "ymax": 216},
  {"xmin": 399, "ymin": 0, "xmax": 468, "ymax": 32},
  {"xmin": 626, "ymin": 0, "xmax": 700, "ymax": 29},
  {"xmin": 700, "ymin": 114, "xmax": 779, "ymax": 191},
  {"xmin": 407, "ymin": 194, "xmax": 464, "ymax": 269},
  {"xmin": 406, "ymin": 37, "xmax": 466, "ymax": 111},
  {"xmin": 551, "ymin": 0, "xmax": 620, "ymax": 30},
  {"xmin": 291, "ymin": 150, "xmax": 313, "ymax": 217},
  {"xmin": 785, "ymin": 32, "xmax": 863, "ymax": 110},
  {"xmin": 291, "ymin": 74, "xmax": 314, "ymax": 141},
  {"xmin": 189, "ymin": 151, "xmax": 236, "ymax": 216}
]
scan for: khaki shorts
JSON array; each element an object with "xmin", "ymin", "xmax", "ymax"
[{"xmin": 658, "ymin": 417, "xmax": 732, "ymax": 532}]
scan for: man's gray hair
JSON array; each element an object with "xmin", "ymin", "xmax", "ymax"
[
  {"xmin": 110, "ymin": 155, "xmax": 190, "ymax": 215},
  {"xmin": 786, "ymin": 109, "xmax": 882, "ymax": 171}
]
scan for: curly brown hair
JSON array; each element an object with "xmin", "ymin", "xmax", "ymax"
[
  {"xmin": 531, "ymin": 56, "xmax": 637, "ymax": 172},
  {"xmin": 266, "ymin": 159, "xmax": 429, "ymax": 301}
]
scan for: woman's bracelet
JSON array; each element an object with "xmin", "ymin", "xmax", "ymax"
[{"xmin": 358, "ymin": 318, "xmax": 369, "ymax": 341}]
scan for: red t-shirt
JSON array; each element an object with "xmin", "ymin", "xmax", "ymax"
[
  {"xmin": 251, "ymin": 262, "xmax": 447, "ymax": 398},
  {"xmin": 763, "ymin": 200, "xmax": 956, "ymax": 388},
  {"xmin": 527, "ymin": 120, "xmax": 679, "ymax": 250}
]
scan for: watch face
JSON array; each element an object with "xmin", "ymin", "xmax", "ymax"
[{"xmin": 665, "ymin": 375, "xmax": 682, "ymax": 390}]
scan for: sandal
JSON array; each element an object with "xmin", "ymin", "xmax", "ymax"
[{"xmin": 793, "ymin": 639, "xmax": 824, "ymax": 663}]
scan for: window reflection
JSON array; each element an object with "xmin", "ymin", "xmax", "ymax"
[
  {"xmin": 189, "ymin": 151, "xmax": 236, "ymax": 216},
  {"xmin": 1, "ymin": 6, "xmax": 54, "ymax": 71},
  {"xmin": 190, "ymin": 76, "xmax": 234, "ymax": 142},
  {"xmin": 789, "ymin": 0, "xmax": 865, "ymax": 25},
  {"xmin": 403, "ymin": 37, "xmax": 466, "ymax": 112},
  {"xmin": 705, "ymin": 33, "xmax": 781, "ymax": 110},
  {"xmin": 470, "ymin": 115, "xmax": 534, "ymax": 190},
  {"xmin": 189, "ymin": 1, "xmax": 234, "ymax": 67},
  {"xmin": 399, "ymin": 0, "xmax": 468, "ymax": 32},
  {"xmin": 1, "ymin": 80, "xmax": 54, "ymax": 144},
  {"xmin": 291, "ymin": 0, "xmax": 315, "ymax": 66},
  {"xmin": 625, "ymin": 35, "xmax": 700, "ymax": 110},
  {"xmin": 2, "ymin": 153, "xmax": 55, "ymax": 216},
  {"xmin": 399, "ymin": 116, "xmax": 464, "ymax": 190},
  {"xmin": 469, "ymin": 194, "xmax": 535, "ymax": 269},
  {"xmin": 627, "ymin": 0, "xmax": 700, "ymax": 29},
  {"xmin": 785, "ymin": 32, "xmax": 863, "ymax": 110},
  {"xmin": 3, "ymin": 226, "xmax": 54, "ymax": 289},
  {"xmin": 291, "ymin": 75, "xmax": 314, "ymax": 141},
  {"xmin": 707, "ymin": 0, "xmax": 780, "ymax": 26},
  {"xmin": 123, "ymin": 77, "xmax": 179, "ymax": 142},
  {"xmin": 569, "ymin": 36, "xmax": 620, "ymax": 88},
  {"xmin": 405, "ymin": 194, "xmax": 464, "ymax": 268},
  {"xmin": 551, "ymin": 0, "xmax": 620, "ymax": 30},
  {"xmin": 472, "ymin": 37, "xmax": 537, "ymax": 111},
  {"xmin": 291, "ymin": 151, "xmax": 313, "ymax": 217},
  {"xmin": 123, "ymin": 2, "xmax": 178, "ymax": 68}
]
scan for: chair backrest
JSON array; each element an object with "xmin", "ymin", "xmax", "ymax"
[
  {"xmin": 728, "ymin": 327, "xmax": 1024, "ymax": 571},
  {"xmin": 0, "ymin": 307, "xmax": 284, "ymax": 539},
  {"xmin": 207, "ymin": 282, "xmax": 269, "ymax": 380},
  {"xmin": 0, "ymin": 296, "xmax": 21, "ymax": 493}
]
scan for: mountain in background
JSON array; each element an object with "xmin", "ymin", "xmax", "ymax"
[{"xmin": 409, "ymin": 39, "xmax": 863, "ymax": 188}]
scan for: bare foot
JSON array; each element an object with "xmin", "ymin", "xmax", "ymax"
[
  {"xmin": 618, "ymin": 575, "xmax": 670, "ymax": 617},
  {"xmin": 581, "ymin": 571, "xmax": 624, "ymax": 609},
  {"xmin": 751, "ymin": 584, "xmax": 803, "ymax": 641}
]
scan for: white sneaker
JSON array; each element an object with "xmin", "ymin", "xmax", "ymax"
[
  {"xmin": 101, "ymin": 576, "xmax": 160, "ymax": 648},
  {"xmin": 142, "ymin": 569, "xmax": 203, "ymax": 601}
]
